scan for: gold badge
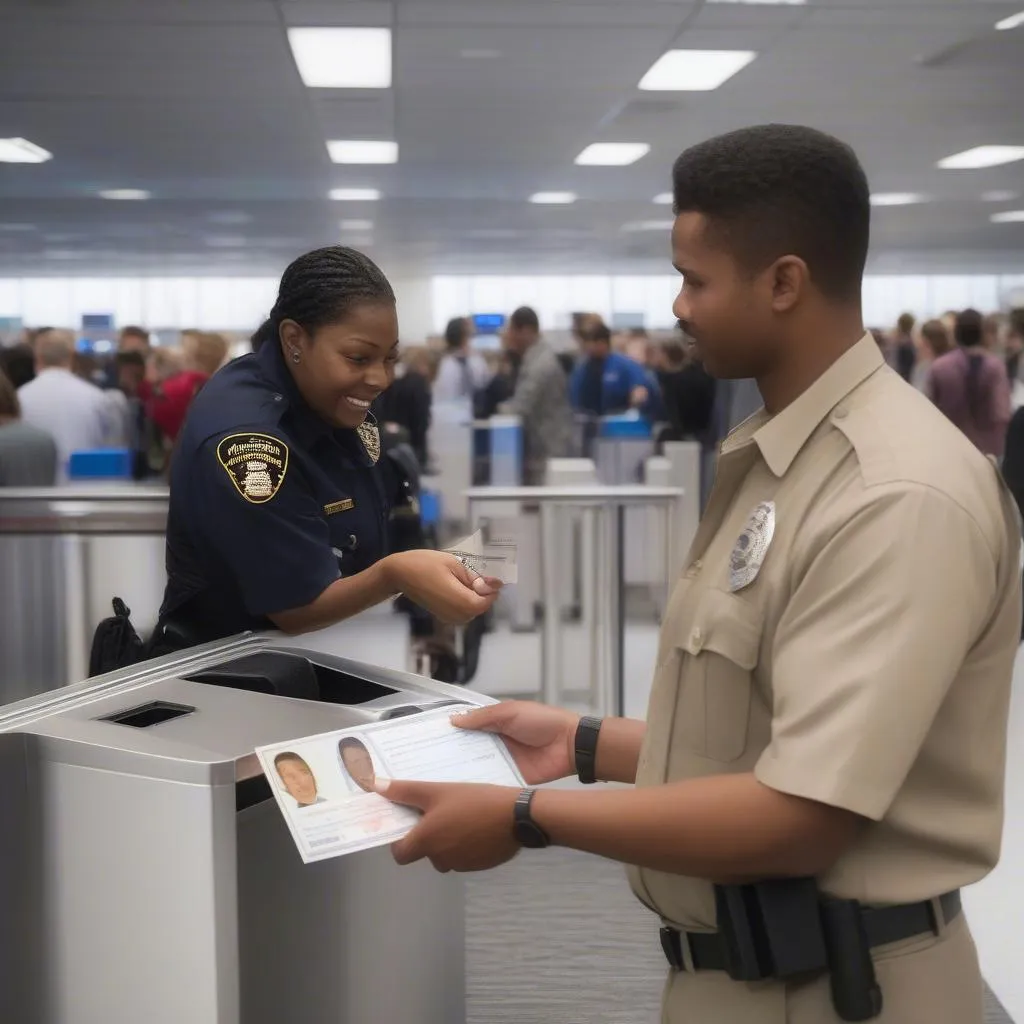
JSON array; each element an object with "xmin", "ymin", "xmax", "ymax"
[
  {"xmin": 324, "ymin": 498, "xmax": 355, "ymax": 515},
  {"xmin": 357, "ymin": 420, "xmax": 381, "ymax": 465},
  {"xmin": 729, "ymin": 501, "xmax": 775, "ymax": 593},
  {"xmin": 217, "ymin": 433, "xmax": 289, "ymax": 504}
]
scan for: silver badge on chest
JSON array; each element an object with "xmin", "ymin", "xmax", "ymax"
[{"xmin": 729, "ymin": 501, "xmax": 776, "ymax": 593}]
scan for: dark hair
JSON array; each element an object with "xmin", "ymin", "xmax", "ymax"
[
  {"xmin": 0, "ymin": 343, "xmax": 35, "ymax": 389},
  {"xmin": 581, "ymin": 321, "xmax": 612, "ymax": 346},
  {"xmin": 920, "ymin": 319, "xmax": 951, "ymax": 357},
  {"xmin": 955, "ymin": 309, "xmax": 984, "ymax": 349},
  {"xmin": 509, "ymin": 306, "xmax": 539, "ymax": 333},
  {"xmin": 273, "ymin": 751, "xmax": 310, "ymax": 771},
  {"xmin": 1009, "ymin": 307, "xmax": 1024, "ymax": 339},
  {"xmin": 252, "ymin": 246, "xmax": 395, "ymax": 350},
  {"xmin": 119, "ymin": 325, "xmax": 149, "ymax": 343},
  {"xmin": 338, "ymin": 737, "xmax": 371, "ymax": 757},
  {"xmin": 0, "ymin": 368, "xmax": 19, "ymax": 418},
  {"xmin": 444, "ymin": 317, "xmax": 470, "ymax": 351},
  {"xmin": 115, "ymin": 350, "xmax": 146, "ymax": 371},
  {"xmin": 671, "ymin": 124, "xmax": 870, "ymax": 303},
  {"xmin": 897, "ymin": 312, "xmax": 915, "ymax": 335}
]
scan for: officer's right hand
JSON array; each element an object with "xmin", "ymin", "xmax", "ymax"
[
  {"xmin": 452, "ymin": 701, "xmax": 580, "ymax": 785},
  {"xmin": 382, "ymin": 549, "xmax": 502, "ymax": 625}
]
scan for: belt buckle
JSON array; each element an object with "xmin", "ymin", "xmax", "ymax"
[{"xmin": 659, "ymin": 926, "xmax": 690, "ymax": 972}]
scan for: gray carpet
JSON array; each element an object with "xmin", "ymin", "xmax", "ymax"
[{"xmin": 465, "ymin": 849, "xmax": 1013, "ymax": 1024}]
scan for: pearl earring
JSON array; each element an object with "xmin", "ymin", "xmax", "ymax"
[{"xmin": 291, "ymin": 350, "xmax": 301, "ymax": 364}]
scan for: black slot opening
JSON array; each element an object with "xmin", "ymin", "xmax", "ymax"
[{"xmin": 101, "ymin": 700, "xmax": 195, "ymax": 729}]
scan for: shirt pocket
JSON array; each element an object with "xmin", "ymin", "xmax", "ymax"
[{"xmin": 675, "ymin": 588, "xmax": 763, "ymax": 763}]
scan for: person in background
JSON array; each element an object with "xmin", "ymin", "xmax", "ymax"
[
  {"xmin": 1006, "ymin": 308, "xmax": 1024, "ymax": 385},
  {"xmin": 623, "ymin": 327, "xmax": 654, "ymax": 368},
  {"xmin": 926, "ymin": 308, "xmax": 1012, "ymax": 458},
  {"xmin": 982, "ymin": 313, "xmax": 1003, "ymax": 353},
  {"xmin": 569, "ymin": 319, "xmax": 660, "ymax": 420},
  {"xmin": 653, "ymin": 334, "xmax": 716, "ymax": 450},
  {"xmin": 0, "ymin": 368, "xmax": 57, "ymax": 486},
  {"xmin": 499, "ymin": 306, "xmax": 575, "ymax": 484},
  {"xmin": 145, "ymin": 333, "xmax": 229, "ymax": 446},
  {"xmin": 118, "ymin": 325, "xmax": 151, "ymax": 355},
  {"xmin": 0, "ymin": 343, "xmax": 36, "ymax": 389},
  {"xmin": 432, "ymin": 316, "xmax": 490, "ymax": 404},
  {"xmin": 474, "ymin": 348, "xmax": 520, "ymax": 420},
  {"xmin": 891, "ymin": 311, "xmax": 916, "ymax": 382},
  {"xmin": 911, "ymin": 319, "xmax": 952, "ymax": 392},
  {"xmin": 373, "ymin": 346, "xmax": 434, "ymax": 469},
  {"xmin": 18, "ymin": 328, "xmax": 115, "ymax": 482}
]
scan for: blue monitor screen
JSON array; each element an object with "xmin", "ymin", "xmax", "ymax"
[
  {"xmin": 472, "ymin": 313, "xmax": 505, "ymax": 334},
  {"xmin": 81, "ymin": 313, "xmax": 115, "ymax": 331}
]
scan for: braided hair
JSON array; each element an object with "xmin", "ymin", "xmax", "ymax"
[{"xmin": 252, "ymin": 246, "xmax": 395, "ymax": 350}]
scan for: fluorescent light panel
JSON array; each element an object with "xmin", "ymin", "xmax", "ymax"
[
  {"xmin": 869, "ymin": 193, "xmax": 927, "ymax": 207},
  {"xmin": 639, "ymin": 50, "xmax": 756, "ymax": 92},
  {"xmin": 529, "ymin": 192, "xmax": 577, "ymax": 205},
  {"xmin": 575, "ymin": 143, "xmax": 650, "ymax": 166},
  {"xmin": 287, "ymin": 27, "xmax": 392, "ymax": 89},
  {"xmin": 329, "ymin": 188, "xmax": 381, "ymax": 201},
  {"xmin": 99, "ymin": 188, "xmax": 150, "ymax": 201},
  {"xmin": 991, "ymin": 210, "xmax": 1024, "ymax": 223},
  {"xmin": 0, "ymin": 137, "xmax": 52, "ymax": 163},
  {"xmin": 327, "ymin": 140, "xmax": 397, "ymax": 164},
  {"xmin": 995, "ymin": 11, "xmax": 1024, "ymax": 31},
  {"xmin": 937, "ymin": 145, "xmax": 1024, "ymax": 169},
  {"xmin": 653, "ymin": 192, "xmax": 674, "ymax": 205}
]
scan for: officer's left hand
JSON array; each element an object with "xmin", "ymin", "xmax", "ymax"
[{"xmin": 374, "ymin": 778, "xmax": 521, "ymax": 872}]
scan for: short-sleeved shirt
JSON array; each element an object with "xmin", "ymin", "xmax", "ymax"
[
  {"xmin": 629, "ymin": 334, "xmax": 1022, "ymax": 929},
  {"xmin": 161, "ymin": 340, "xmax": 393, "ymax": 642}
]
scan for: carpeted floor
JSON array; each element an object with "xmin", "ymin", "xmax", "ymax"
[{"xmin": 465, "ymin": 849, "xmax": 1013, "ymax": 1024}]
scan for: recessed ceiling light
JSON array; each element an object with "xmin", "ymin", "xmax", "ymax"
[
  {"xmin": 869, "ymin": 193, "xmax": 927, "ymax": 207},
  {"xmin": 982, "ymin": 190, "xmax": 1019, "ymax": 203},
  {"xmin": 639, "ymin": 50, "xmax": 756, "ymax": 92},
  {"xmin": 460, "ymin": 48, "xmax": 500, "ymax": 59},
  {"xmin": 340, "ymin": 219, "xmax": 374, "ymax": 231},
  {"xmin": 991, "ymin": 210, "xmax": 1024, "ymax": 223},
  {"xmin": 622, "ymin": 220, "xmax": 675, "ymax": 232},
  {"xmin": 575, "ymin": 143, "xmax": 650, "ymax": 166},
  {"xmin": 99, "ymin": 189, "xmax": 151, "ymax": 201},
  {"xmin": 329, "ymin": 188, "xmax": 381, "ymax": 201},
  {"xmin": 327, "ymin": 140, "xmax": 398, "ymax": 164},
  {"xmin": 0, "ymin": 137, "xmax": 52, "ymax": 163},
  {"xmin": 529, "ymin": 192, "xmax": 577, "ymax": 205},
  {"xmin": 653, "ymin": 192, "xmax": 674, "ymax": 205},
  {"xmin": 937, "ymin": 145, "xmax": 1024, "ymax": 170},
  {"xmin": 995, "ymin": 10, "xmax": 1024, "ymax": 30},
  {"xmin": 287, "ymin": 27, "xmax": 392, "ymax": 89}
]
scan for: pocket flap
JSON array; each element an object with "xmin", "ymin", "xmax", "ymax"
[{"xmin": 679, "ymin": 588, "xmax": 762, "ymax": 671}]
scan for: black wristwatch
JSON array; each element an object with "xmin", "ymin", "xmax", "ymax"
[
  {"xmin": 574, "ymin": 715, "xmax": 603, "ymax": 785},
  {"xmin": 512, "ymin": 789, "xmax": 551, "ymax": 849}
]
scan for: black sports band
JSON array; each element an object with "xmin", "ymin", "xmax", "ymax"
[{"xmin": 574, "ymin": 715, "xmax": 603, "ymax": 785}]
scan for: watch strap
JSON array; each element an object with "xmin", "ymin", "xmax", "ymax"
[
  {"xmin": 513, "ymin": 788, "xmax": 550, "ymax": 849},
  {"xmin": 574, "ymin": 715, "xmax": 603, "ymax": 785}
]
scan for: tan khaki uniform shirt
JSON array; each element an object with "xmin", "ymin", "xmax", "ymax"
[{"xmin": 629, "ymin": 335, "xmax": 1021, "ymax": 935}]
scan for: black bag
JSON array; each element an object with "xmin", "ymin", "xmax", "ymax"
[{"xmin": 88, "ymin": 597, "xmax": 146, "ymax": 676}]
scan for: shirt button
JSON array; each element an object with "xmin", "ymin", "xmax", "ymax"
[
  {"xmin": 273, "ymin": 394, "xmax": 283, "ymax": 402},
  {"xmin": 833, "ymin": 406, "xmax": 848, "ymax": 420},
  {"xmin": 349, "ymin": 533, "xmax": 358, "ymax": 550},
  {"xmin": 690, "ymin": 627, "xmax": 704, "ymax": 652}
]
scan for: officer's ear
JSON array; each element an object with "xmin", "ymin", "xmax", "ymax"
[
  {"xmin": 278, "ymin": 319, "xmax": 309, "ymax": 356},
  {"xmin": 767, "ymin": 255, "xmax": 808, "ymax": 314}
]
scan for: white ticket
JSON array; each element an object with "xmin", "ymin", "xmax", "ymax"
[{"xmin": 445, "ymin": 529, "xmax": 519, "ymax": 584}]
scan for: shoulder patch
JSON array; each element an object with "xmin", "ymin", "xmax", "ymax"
[{"xmin": 216, "ymin": 433, "xmax": 289, "ymax": 504}]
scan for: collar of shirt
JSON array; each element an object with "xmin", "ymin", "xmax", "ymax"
[
  {"xmin": 255, "ymin": 336, "xmax": 372, "ymax": 465},
  {"xmin": 722, "ymin": 332, "xmax": 883, "ymax": 478}
]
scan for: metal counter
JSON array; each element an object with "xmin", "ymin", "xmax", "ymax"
[
  {"xmin": 0, "ymin": 486, "xmax": 169, "ymax": 703},
  {"xmin": 0, "ymin": 633, "xmax": 485, "ymax": 1024}
]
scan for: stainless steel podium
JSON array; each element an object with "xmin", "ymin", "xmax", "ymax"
[{"xmin": 0, "ymin": 634, "xmax": 487, "ymax": 1024}]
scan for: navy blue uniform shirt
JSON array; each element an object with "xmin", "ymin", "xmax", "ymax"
[{"xmin": 161, "ymin": 340, "xmax": 394, "ymax": 642}]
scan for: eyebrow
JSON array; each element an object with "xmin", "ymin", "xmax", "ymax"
[{"xmin": 349, "ymin": 337, "xmax": 400, "ymax": 351}]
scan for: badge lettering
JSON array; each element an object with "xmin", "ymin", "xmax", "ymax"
[
  {"xmin": 324, "ymin": 498, "xmax": 355, "ymax": 516},
  {"xmin": 216, "ymin": 433, "xmax": 289, "ymax": 504}
]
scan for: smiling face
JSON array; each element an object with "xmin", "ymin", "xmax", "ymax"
[{"xmin": 280, "ymin": 302, "xmax": 400, "ymax": 429}]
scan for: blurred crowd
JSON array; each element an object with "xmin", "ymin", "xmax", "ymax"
[{"xmin": 0, "ymin": 325, "xmax": 229, "ymax": 485}]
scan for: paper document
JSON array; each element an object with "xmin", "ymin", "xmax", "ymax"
[
  {"xmin": 254, "ymin": 704, "xmax": 526, "ymax": 864},
  {"xmin": 445, "ymin": 529, "xmax": 518, "ymax": 584}
]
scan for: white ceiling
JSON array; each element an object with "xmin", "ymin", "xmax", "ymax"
[{"xmin": 0, "ymin": 0, "xmax": 1022, "ymax": 276}]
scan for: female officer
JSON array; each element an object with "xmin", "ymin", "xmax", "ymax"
[{"xmin": 153, "ymin": 246, "xmax": 499, "ymax": 649}]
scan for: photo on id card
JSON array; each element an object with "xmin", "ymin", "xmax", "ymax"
[{"xmin": 254, "ymin": 703, "xmax": 526, "ymax": 864}]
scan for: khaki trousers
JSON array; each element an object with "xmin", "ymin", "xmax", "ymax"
[{"xmin": 662, "ymin": 914, "xmax": 982, "ymax": 1024}]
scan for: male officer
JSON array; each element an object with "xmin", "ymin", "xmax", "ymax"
[{"xmin": 375, "ymin": 125, "xmax": 1022, "ymax": 1023}]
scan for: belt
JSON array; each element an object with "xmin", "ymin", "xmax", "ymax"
[{"xmin": 660, "ymin": 890, "xmax": 961, "ymax": 973}]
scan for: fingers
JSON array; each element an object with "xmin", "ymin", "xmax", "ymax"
[
  {"xmin": 472, "ymin": 576, "xmax": 503, "ymax": 597},
  {"xmin": 374, "ymin": 777, "xmax": 432, "ymax": 810},
  {"xmin": 391, "ymin": 829, "xmax": 426, "ymax": 866},
  {"xmin": 452, "ymin": 702, "xmax": 518, "ymax": 733}
]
